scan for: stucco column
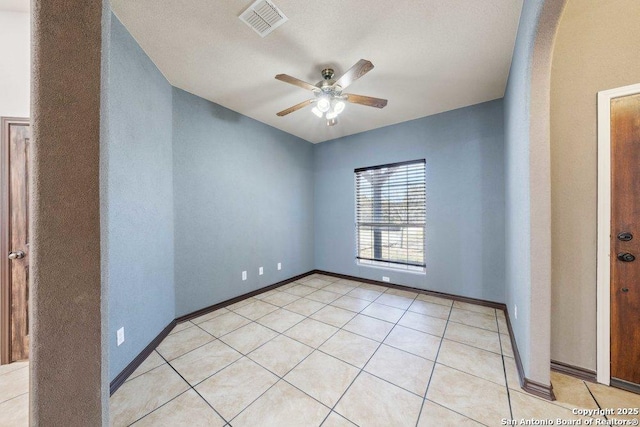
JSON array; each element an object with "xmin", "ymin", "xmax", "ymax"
[{"xmin": 31, "ymin": 1, "xmax": 108, "ymax": 424}]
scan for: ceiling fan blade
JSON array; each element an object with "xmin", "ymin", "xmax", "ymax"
[
  {"xmin": 333, "ymin": 59, "xmax": 374, "ymax": 89},
  {"xmin": 344, "ymin": 93, "xmax": 388, "ymax": 109},
  {"xmin": 276, "ymin": 99, "xmax": 315, "ymax": 117},
  {"xmin": 275, "ymin": 74, "xmax": 318, "ymax": 92}
]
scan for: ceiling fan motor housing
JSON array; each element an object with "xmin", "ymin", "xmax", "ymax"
[{"xmin": 321, "ymin": 68, "xmax": 335, "ymax": 80}]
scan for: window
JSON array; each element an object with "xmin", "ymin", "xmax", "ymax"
[{"xmin": 355, "ymin": 159, "xmax": 426, "ymax": 272}]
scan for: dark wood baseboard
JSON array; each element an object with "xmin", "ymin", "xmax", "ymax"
[
  {"xmin": 110, "ymin": 268, "xmax": 557, "ymax": 402},
  {"xmin": 610, "ymin": 378, "xmax": 640, "ymax": 395},
  {"xmin": 110, "ymin": 271, "xmax": 314, "ymax": 394},
  {"xmin": 313, "ymin": 271, "xmax": 559, "ymax": 399},
  {"xmin": 503, "ymin": 306, "xmax": 556, "ymax": 401},
  {"xmin": 317, "ymin": 270, "xmax": 557, "ymax": 400},
  {"xmin": 522, "ymin": 378, "xmax": 556, "ymax": 400},
  {"xmin": 109, "ymin": 319, "xmax": 176, "ymax": 395},
  {"xmin": 313, "ymin": 269, "xmax": 506, "ymax": 309},
  {"xmin": 175, "ymin": 271, "xmax": 311, "ymax": 323},
  {"xmin": 551, "ymin": 360, "xmax": 596, "ymax": 383}
]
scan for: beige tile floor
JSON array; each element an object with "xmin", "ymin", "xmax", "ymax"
[
  {"xmin": 2, "ymin": 273, "xmax": 639, "ymax": 426},
  {"xmin": 0, "ymin": 360, "xmax": 29, "ymax": 427}
]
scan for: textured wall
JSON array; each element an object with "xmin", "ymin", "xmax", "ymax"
[
  {"xmin": 31, "ymin": 1, "xmax": 106, "ymax": 424},
  {"xmin": 503, "ymin": 0, "xmax": 538, "ymax": 380},
  {"xmin": 314, "ymin": 100, "xmax": 505, "ymax": 302},
  {"xmin": 0, "ymin": 11, "xmax": 30, "ymax": 118},
  {"xmin": 503, "ymin": 0, "xmax": 565, "ymax": 386},
  {"xmin": 172, "ymin": 88, "xmax": 314, "ymax": 317},
  {"xmin": 105, "ymin": 15, "xmax": 175, "ymax": 380},
  {"xmin": 550, "ymin": 0, "xmax": 640, "ymax": 370}
]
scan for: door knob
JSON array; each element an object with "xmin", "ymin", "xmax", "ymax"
[
  {"xmin": 617, "ymin": 232, "xmax": 633, "ymax": 241},
  {"xmin": 617, "ymin": 252, "xmax": 635, "ymax": 262},
  {"xmin": 8, "ymin": 251, "xmax": 25, "ymax": 260}
]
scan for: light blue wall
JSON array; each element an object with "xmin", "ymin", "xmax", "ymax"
[
  {"xmin": 172, "ymin": 88, "xmax": 315, "ymax": 317},
  {"xmin": 105, "ymin": 16, "xmax": 175, "ymax": 381},
  {"xmin": 314, "ymin": 100, "xmax": 505, "ymax": 302},
  {"xmin": 104, "ymin": 10, "xmax": 524, "ymax": 383},
  {"xmin": 503, "ymin": 0, "xmax": 545, "ymax": 378}
]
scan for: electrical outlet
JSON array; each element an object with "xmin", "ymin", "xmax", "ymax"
[
  {"xmin": 242, "ymin": 271, "xmax": 247, "ymax": 281},
  {"xmin": 277, "ymin": 262, "xmax": 281, "ymax": 271},
  {"xmin": 382, "ymin": 276, "xmax": 390, "ymax": 282},
  {"xmin": 514, "ymin": 305, "xmax": 518, "ymax": 320},
  {"xmin": 117, "ymin": 327, "xmax": 125, "ymax": 346},
  {"xmin": 259, "ymin": 266, "xmax": 263, "ymax": 275}
]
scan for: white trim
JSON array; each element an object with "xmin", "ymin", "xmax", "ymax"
[
  {"xmin": 356, "ymin": 259, "xmax": 426, "ymax": 274},
  {"xmin": 596, "ymin": 83, "xmax": 640, "ymax": 385}
]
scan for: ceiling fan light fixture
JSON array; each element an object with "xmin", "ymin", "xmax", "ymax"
[
  {"xmin": 274, "ymin": 59, "xmax": 387, "ymax": 125},
  {"xmin": 317, "ymin": 97, "xmax": 331, "ymax": 113}
]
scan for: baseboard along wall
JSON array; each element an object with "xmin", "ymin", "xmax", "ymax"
[{"xmin": 109, "ymin": 269, "xmax": 556, "ymax": 401}]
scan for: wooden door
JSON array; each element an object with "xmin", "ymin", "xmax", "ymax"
[
  {"xmin": 1, "ymin": 117, "xmax": 30, "ymax": 363},
  {"xmin": 610, "ymin": 93, "xmax": 640, "ymax": 387}
]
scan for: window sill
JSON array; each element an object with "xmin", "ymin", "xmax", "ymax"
[{"xmin": 356, "ymin": 260, "xmax": 426, "ymax": 275}]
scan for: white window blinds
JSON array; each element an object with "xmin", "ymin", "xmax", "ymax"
[{"xmin": 355, "ymin": 159, "xmax": 426, "ymax": 269}]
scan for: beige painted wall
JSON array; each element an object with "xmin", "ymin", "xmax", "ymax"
[
  {"xmin": 551, "ymin": 0, "xmax": 640, "ymax": 370},
  {"xmin": 0, "ymin": 11, "xmax": 30, "ymax": 118}
]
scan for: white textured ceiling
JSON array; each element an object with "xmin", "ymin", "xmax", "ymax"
[
  {"xmin": 0, "ymin": 0, "xmax": 28, "ymax": 12},
  {"xmin": 112, "ymin": 0, "xmax": 522, "ymax": 143}
]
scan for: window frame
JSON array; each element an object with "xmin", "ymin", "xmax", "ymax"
[{"xmin": 354, "ymin": 159, "xmax": 426, "ymax": 273}]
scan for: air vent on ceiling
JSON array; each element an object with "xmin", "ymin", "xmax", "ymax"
[{"xmin": 239, "ymin": 0, "xmax": 288, "ymax": 38}]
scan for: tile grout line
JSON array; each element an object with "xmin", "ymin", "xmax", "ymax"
[
  {"xmin": 440, "ymin": 334, "xmax": 504, "ymax": 356},
  {"xmin": 237, "ymin": 281, "xmax": 454, "ymax": 426},
  {"xmin": 187, "ymin": 278, "xmax": 363, "ymax": 424},
  {"xmin": 318, "ymin": 288, "xmax": 422, "ymax": 426},
  {"xmin": 161, "ymin": 305, "xmax": 297, "ymax": 399},
  {"xmin": 186, "ymin": 320, "xmax": 293, "ymax": 389},
  {"xmin": 124, "ymin": 388, "xmax": 193, "ymax": 426},
  {"xmin": 431, "ymin": 327, "xmax": 514, "ymax": 387},
  {"xmin": 228, "ymin": 306, "xmax": 350, "ymax": 424},
  {"xmin": 422, "ymin": 302, "xmax": 503, "ymax": 426},
  {"xmin": 114, "ymin": 277, "xmax": 638, "ymax": 427},
  {"xmin": 428, "ymin": 358, "xmax": 516, "ymax": 390},
  {"xmin": 157, "ymin": 351, "xmax": 231, "ymax": 425},
  {"xmin": 420, "ymin": 304, "xmax": 501, "ymax": 426},
  {"xmin": 123, "ymin": 351, "xmax": 229, "ymax": 427},
  {"xmin": 190, "ymin": 344, "xmax": 309, "ymax": 422},
  {"xmin": 0, "ymin": 363, "xmax": 28, "ymax": 376},
  {"xmin": 0, "ymin": 364, "xmax": 30, "ymax": 406},
  {"xmin": 314, "ymin": 291, "xmax": 399, "ymax": 426},
  {"xmin": 414, "ymin": 300, "xmax": 453, "ymax": 427},
  {"xmin": 496, "ymin": 310, "xmax": 514, "ymax": 421},
  {"xmin": 583, "ymin": 381, "xmax": 608, "ymax": 421},
  {"xmin": 322, "ymin": 411, "xmax": 360, "ymax": 427},
  {"xmin": 230, "ymin": 296, "xmax": 342, "ymax": 366},
  {"xmin": 279, "ymin": 319, "xmax": 442, "ymax": 394},
  {"xmin": 0, "ymin": 390, "xmax": 29, "ymax": 407},
  {"xmin": 123, "ymin": 278, "xmax": 464, "ymax": 427},
  {"xmin": 152, "ymin": 321, "xmax": 231, "ymax": 363}
]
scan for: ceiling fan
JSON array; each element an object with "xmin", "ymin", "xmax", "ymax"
[{"xmin": 275, "ymin": 59, "xmax": 388, "ymax": 126}]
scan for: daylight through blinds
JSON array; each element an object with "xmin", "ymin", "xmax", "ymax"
[{"xmin": 355, "ymin": 159, "xmax": 426, "ymax": 269}]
